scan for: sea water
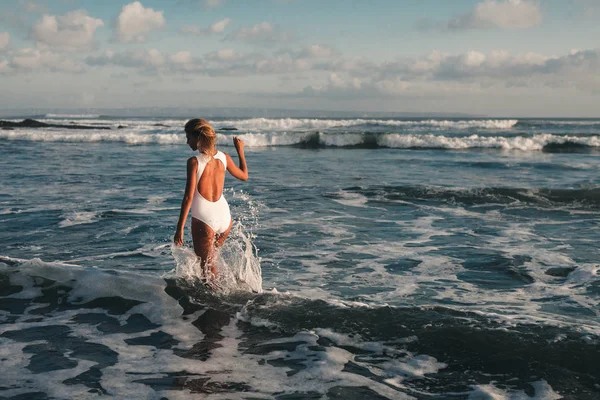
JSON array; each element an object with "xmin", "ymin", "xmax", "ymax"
[{"xmin": 1, "ymin": 115, "xmax": 599, "ymax": 399}]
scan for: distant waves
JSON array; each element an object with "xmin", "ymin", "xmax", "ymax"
[
  {"xmin": 2, "ymin": 129, "xmax": 600, "ymax": 152},
  {"xmin": 212, "ymin": 117, "xmax": 519, "ymax": 131}
]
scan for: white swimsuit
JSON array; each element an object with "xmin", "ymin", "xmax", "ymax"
[{"xmin": 191, "ymin": 151, "xmax": 231, "ymax": 234}]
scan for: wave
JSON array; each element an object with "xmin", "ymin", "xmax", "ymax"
[
  {"xmin": 213, "ymin": 118, "xmax": 518, "ymax": 131},
  {"xmin": 45, "ymin": 113, "xmax": 101, "ymax": 119},
  {"xmin": 1, "ymin": 256, "xmax": 598, "ymax": 397},
  {"xmin": 378, "ymin": 133, "xmax": 600, "ymax": 151},
  {"xmin": 517, "ymin": 119, "xmax": 600, "ymax": 128},
  {"xmin": 346, "ymin": 185, "xmax": 600, "ymax": 208},
  {"xmin": 0, "ymin": 129, "xmax": 182, "ymax": 144},
  {"xmin": 2, "ymin": 130, "xmax": 599, "ymax": 151},
  {"xmin": 239, "ymin": 132, "xmax": 600, "ymax": 151}
]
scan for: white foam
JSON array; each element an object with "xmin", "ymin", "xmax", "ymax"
[
  {"xmin": 58, "ymin": 211, "xmax": 98, "ymax": 227},
  {"xmin": 223, "ymin": 131, "xmax": 313, "ymax": 147},
  {"xmin": 527, "ymin": 119, "xmax": 600, "ymax": 126},
  {"xmin": 214, "ymin": 118, "xmax": 518, "ymax": 131},
  {"xmin": 0, "ymin": 257, "xmax": 428, "ymax": 399},
  {"xmin": 146, "ymin": 195, "xmax": 167, "ymax": 205},
  {"xmin": 45, "ymin": 113, "xmax": 101, "ymax": 119},
  {"xmin": 0, "ymin": 129, "xmax": 183, "ymax": 145},
  {"xmin": 170, "ymin": 223, "xmax": 263, "ymax": 294},
  {"xmin": 3, "ymin": 128, "xmax": 598, "ymax": 151},
  {"xmin": 468, "ymin": 380, "xmax": 561, "ymax": 400},
  {"xmin": 329, "ymin": 191, "xmax": 371, "ymax": 208},
  {"xmin": 378, "ymin": 133, "xmax": 600, "ymax": 150}
]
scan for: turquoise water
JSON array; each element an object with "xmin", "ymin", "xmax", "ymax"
[{"xmin": 1, "ymin": 115, "xmax": 599, "ymax": 399}]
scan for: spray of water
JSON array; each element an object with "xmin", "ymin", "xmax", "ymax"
[{"xmin": 169, "ymin": 189, "xmax": 263, "ymax": 294}]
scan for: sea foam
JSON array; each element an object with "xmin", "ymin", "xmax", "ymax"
[
  {"xmin": 214, "ymin": 118, "xmax": 518, "ymax": 131},
  {"xmin": 4, "ymin": 129, "xmax": 599, "ymax": 151}
]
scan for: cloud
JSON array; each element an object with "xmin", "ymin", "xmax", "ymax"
[
  {"xmin": 296, "ymin": 44, "xmax": 337, "ymax": 58},
  {"xmin": 447, "ymin": 0, "xmax": 542, "ymax": 30},
  {"xmin": 21, "ymin": 1, "xmax": 46, "ymax": 13},
  {"xmin": 20, "ymin": 0, "xmax": 47, "ymax": 13},
  {"xmin": 32, "ymin": 10, "xmax": 104, "ymax": 51},
  {"xmin": 204, "ymin": 0, "xmax": 224, "ymax": 8},
  {"xmin": 225, "ymin": 21, "xmax": 293, "ymax": 45},
  {"xmin": 85, "ymin": 47, "xmax": 303, "ymax": 75},
  {"xmin": 5, "ymin": 48, "xmax": 84, "ymax": 73},
  {"xmin": 116, "ymin": 1, "xmax": 165, "ymax": 43},
  {"xmin": 180, "ymin": 18, "xmax": 231, "ymax": 36},
  {"xmin": 208, "ymin": 48, "xmax": 241, "ymax": 61},
  {"xmin": 81, "ymin": 44, "xmax": 600, "ymax": 96},
  {"xmin": 305, "ymin": 48, "xmax": 600, "ymax": 97},
  {"xmin": 86, "ymin": 49, "xmax": 166, "ymax": 69},
  {"xmin": 209, "ymin": 18, "xmax": 231, "ymax": 33},
  {"xmin": 0, "ymin": 32, "xmax": 9, "ymax": 50},
  {"xmin": 170, "ymin": 51, "xmax": 193, "ymax": 65}
]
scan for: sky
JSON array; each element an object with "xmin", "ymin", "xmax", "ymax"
[{"xmin": 0, "ymin": 0, "xmax": 599, "ymax": 117}]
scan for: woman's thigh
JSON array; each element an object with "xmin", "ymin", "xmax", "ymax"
[{"xmin": 191, "ymin": 217, "xmax": 215, "ymax": 261}]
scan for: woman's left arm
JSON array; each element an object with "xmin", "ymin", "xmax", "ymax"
[{"xmin": 174, "ymin": 157, "xmax": 197, "ymax": 245}]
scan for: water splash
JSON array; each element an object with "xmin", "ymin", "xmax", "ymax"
[{"xmin": 169, "ymin": 189, "xmax": 263, "ymax": 294}]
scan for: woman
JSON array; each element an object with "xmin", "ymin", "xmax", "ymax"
[{"xmin": 174, "ymin": 118, "xmax": 248, "ymax": 278}]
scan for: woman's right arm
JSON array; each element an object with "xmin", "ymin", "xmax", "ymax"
[
  {"xmin": 225, "ymin": 137, "xmax": 248, "ymax": 181},
  {"xmin": 174, "ymin": 157, "xmax": 197, "ymax": 245}
]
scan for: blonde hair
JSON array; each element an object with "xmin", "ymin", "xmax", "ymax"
[{"xmin": 185, "ymin": 118, "xmax": 216, "ymax": 155}]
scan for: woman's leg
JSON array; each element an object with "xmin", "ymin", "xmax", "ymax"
[{"xmin": 191, "ymin": 217, "xmax": 216, "ymax": 277}]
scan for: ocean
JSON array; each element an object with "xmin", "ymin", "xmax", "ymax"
[{"xmin": 0, "ymin": 114, "xmax": 599, "ymax": 399}]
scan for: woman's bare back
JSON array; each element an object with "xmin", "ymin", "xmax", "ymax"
[{"xmin": 197, "ymin": 157, "xmax": 225, "ymax": 202}]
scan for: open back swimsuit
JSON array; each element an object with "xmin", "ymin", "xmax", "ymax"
[{"xmin": 191, "ymin": 151, "xmax": 231, "ymax": 234}]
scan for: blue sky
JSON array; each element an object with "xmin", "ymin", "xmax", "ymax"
[{"xmin": 0, "ymin": 0, "xmax": 599, "ymax": 116}]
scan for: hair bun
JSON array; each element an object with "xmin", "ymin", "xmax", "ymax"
[{"xmin": 185, "ymin": 118, "xmax": 217, "ymax": 154}]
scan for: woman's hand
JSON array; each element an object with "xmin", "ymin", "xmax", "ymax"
[
  {"xmin": 233, "ymin": 136, "xmax": 244, "ymax": 154},
  {"xmin": 174, "ymin": 230, "xmax": 184, "ymax": 246}
]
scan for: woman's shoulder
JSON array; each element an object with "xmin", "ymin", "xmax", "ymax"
[{"xmin": 186, "ymin": 156, "xmax": 199, "ymax": 166}]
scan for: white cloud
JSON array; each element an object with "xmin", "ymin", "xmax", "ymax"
[
  {"xmin": 0, "ymin": 32, "xmax": 9, "ymax": 50},
  {"xmin": 327, "ymin": 72, "xmax": 361, "ymax": 89},
  {"xmin": 169, "ymin": 51, "xmax": 203, "ymax": 72},
  {"xmin": 296, "ymin": 48, "xmax": 600, "ymax": 99},
  {"xmin": 180, "ymin": 18, "xmax": 231, "ymax": 36},
  {"xmin": 116, "ymin": 2, "xmax": 165, "ymax": 43},
  {"xmin": 8, "ymin": 48, "xmax": 84, "ymax": 72},
  {"xmin": 213, "ymin": 49, "xmax": 239, "ymax": 61},
  {"xmin": 372, "ymin": 49, "xmax": 552, "ymax": 83},
  {"xmin": 226, "ymin": 21, "xmax": 293, "ymax": 44},
  {"xmin": 20, "ymin": 1, "xmax": 46, "ymax": 13},
  {"xmin": 300, "ymin": 44, "xmax": 337, "ymax": 58},
  {"xmin": 204, "ymin": 0, "xmax": 224, "ymax": 8},
  {"xmin": 448, "ymin": 0, "xmax": 542, "ymax": 30},
  {"xmin": 170, "ymin": 51, "xmax": 193, "ymax": 65},
  {"xmin": 210, "ymin": 18, "xmax": 231, "ymax": 33},
  {"xmin": 32, "ymin": 10, "xmax": 104, "ymax": 51},
  {"xmin": 139, "ymin": 48, "xmax": 165, "ymax": 67},
  {"xmin": 86, "ymin": 48, "xmax": 166, "ymax": 69},
  {"xmin": 81, "ymin": 44, "xmax": 600, "ymax": 96}
]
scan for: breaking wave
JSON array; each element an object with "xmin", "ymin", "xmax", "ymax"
[
  {"xmin": 345, "ymin": 185, "xmax": 600, "ymax": 208},
  {"xmin": 213, "ymin": 118, "xmax": 518, "ymax": 131},
  {"xmin": 44, "ymin": 114, "xmax": 101, "ymax": 119},
  {"xmin": 2, "ymin": 129, "xmax": 599, "ymax": 152}
]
